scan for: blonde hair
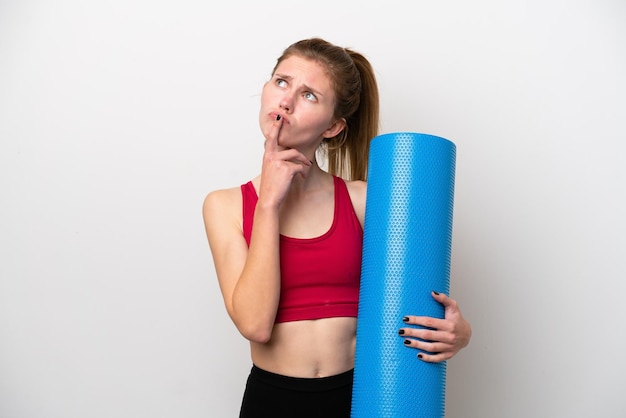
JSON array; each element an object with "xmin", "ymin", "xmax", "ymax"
[{"xmin": 272, "ymin": 38, "xmax": 380, "ymax": 181}]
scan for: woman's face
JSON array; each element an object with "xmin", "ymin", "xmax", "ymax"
[{"xmin": 259, "ymin": 55, "xmax": 344, "ymax": 153}]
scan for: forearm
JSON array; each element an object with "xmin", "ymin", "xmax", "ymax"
[{"xmin": 231, "ymin": 203, "xmax": 282, "ymax": 342}]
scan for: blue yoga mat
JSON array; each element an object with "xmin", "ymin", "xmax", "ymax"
[{"xmin": 351, "ymin": 132, "xmax": 456, "ymax": 418}]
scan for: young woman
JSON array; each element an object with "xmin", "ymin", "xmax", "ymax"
[{"xmin": 203, "ymin": 38, "xmax": 471, "ymax": 417}]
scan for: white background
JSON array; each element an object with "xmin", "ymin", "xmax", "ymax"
[{"xmin": 1, "ymin": 1, "xmax": 625, "ymax": 417}]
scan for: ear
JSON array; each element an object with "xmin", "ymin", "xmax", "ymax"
[{"xmin": 323, "ymin": 118, "xmax": 346, "ymax": 139}]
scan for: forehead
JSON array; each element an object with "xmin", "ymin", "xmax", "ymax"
[{"xmin": 274, "ymin": 55, "xmax": 333, "ymax": 93}]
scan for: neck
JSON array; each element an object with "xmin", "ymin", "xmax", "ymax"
[{"xmin": 288, "ymin": 162, "xmax": 326, "ymax": 192}]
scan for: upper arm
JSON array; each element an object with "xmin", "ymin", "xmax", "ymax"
[{"xmin": 202, "ymin": 188, "xmax": 249, "ymax": 316}]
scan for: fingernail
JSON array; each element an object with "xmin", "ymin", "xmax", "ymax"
[
  {"xmin": 276, "ymin": 114, "xmax": 281, "ymax": 121},
  {"xmin": 398, "ymin": 329, "xmax": 405, "ymax": 335},
  {"xmin": 432, "ymin": 290, "xmax": 440, "ymax": 295},
  {"xmin": 402, "ymin": 316, "xmax": 409, "ymax": 322},
  {"xmin": 417, "ymin": 353, "xmax": 424, "ymax": 359},
  {"xmin": 403, "ymin": 339, "xmax": 411, "ymax": 345}
]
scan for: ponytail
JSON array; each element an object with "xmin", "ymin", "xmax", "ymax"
[{"xmin": 326, "ymin": 50, "xmax": 379, "ymax": 181}]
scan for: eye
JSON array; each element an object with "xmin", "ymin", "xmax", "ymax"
[
  {"xmin": 304, "ymin": 91, "xmax": 318, "ymax": 102},
  {"xmin": 276, "ymin": 78, "xmax": 287, "ymax": 88}
]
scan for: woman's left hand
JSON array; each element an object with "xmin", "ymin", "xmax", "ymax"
[{"xmin": 399, "ymin": 291, "xmax": 472, "ymax": 363}]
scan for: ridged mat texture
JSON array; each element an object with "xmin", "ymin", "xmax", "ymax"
[{"xmin": 351, "ymin": 132, "xmax": 456, "ymax": 418}]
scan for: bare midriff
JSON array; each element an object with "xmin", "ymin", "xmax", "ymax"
[{"xmin": 250, "ymin": 317, "xmax": 357, "ymax": 378}]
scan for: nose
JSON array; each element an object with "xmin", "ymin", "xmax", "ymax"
[{"xmin": 279, "ymin": 92, "xmax": 294, "ymax": 114}]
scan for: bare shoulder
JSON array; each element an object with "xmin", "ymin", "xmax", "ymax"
[
  {"xmin": 344, "ymin": 179, "xmax": 367, "ymax": 200},
  {"xmin": 202, "ymin": 186, "xmax": 243, "ymax": 237},
  {"xmin": 203, "ymin": 186, "xmax": 241, "ymax": 215},
  {"xmin": 344, "ymin": 179, "xmax": 367, "ymax": 226}
]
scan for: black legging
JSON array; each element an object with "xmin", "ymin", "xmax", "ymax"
[{"xmin": 239, "ymin": 365, "xmax": 353, "ymax": 418}]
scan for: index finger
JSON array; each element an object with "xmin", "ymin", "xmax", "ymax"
[
  {"xmin": 264, "ymin": 114, "xmax": 283, "ymax": 153},
  {"xmin": 402, "ymin": 315, "xmax": 447, "ymax": 331}
]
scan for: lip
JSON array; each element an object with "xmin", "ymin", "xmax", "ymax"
[{"xmin": 270, "ymin": 112, "xmax": 289, "ymax": 124}]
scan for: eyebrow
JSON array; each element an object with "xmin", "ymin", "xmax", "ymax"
[{"xmin": 274, "ymin": 73, "xmax": 325, "ymax": 97}]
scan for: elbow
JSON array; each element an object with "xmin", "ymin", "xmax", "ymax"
[
  {"xmin": 237, "ymin": 322, "xmax": 274, "ymax": 344},
  {"xmin": 230, "ymin": 311, "xmax": 274, "ymax": 343},
  {"xmin": 247, "ymin": 331, "xmax": 273, "ymax": 344},
  {"xmin": 228, "ymin": 300, "xmax": 276, "ymax": 343}
]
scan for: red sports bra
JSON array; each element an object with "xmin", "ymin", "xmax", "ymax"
[{"xmin": 241, "ymin": 176, "xmax": 363, "ymax": 323}]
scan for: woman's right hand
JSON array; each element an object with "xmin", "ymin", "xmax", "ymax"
[{"xmin": 258, "ymin": 115, "xmax": 312, "ymax": 208}]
